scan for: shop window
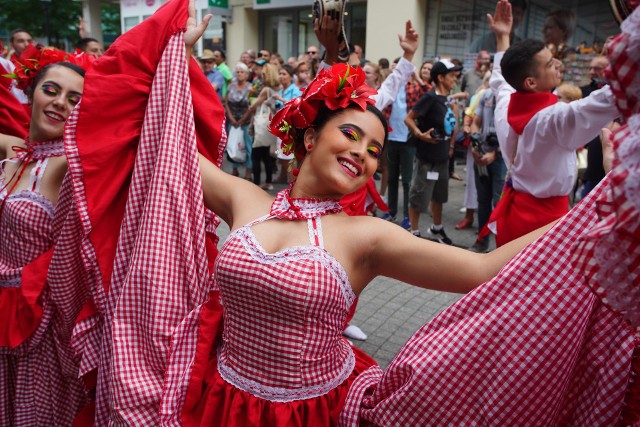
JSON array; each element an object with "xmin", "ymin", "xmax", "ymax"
[
  {"xmin": 123, "ymin": 16, "xmax": 140, "ymax": 32},
  {"xmin": 202, "ymin": 14, "xmax": 226, "ymax": 53},
  {"xmin": 263, "ymin": 14, "xmax": 293, "ymax": 60}
]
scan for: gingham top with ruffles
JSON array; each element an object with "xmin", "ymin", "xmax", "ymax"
[
  {"xmin": 0, "ymin": 139, "xmax": 61, "ymax": 288},
  {"xmin": 215, "ymin": 190, "xmax": 356, "ymax": 402}
]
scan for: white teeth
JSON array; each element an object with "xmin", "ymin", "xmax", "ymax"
[
  {"xmin": 338, "ymin": 159, "xmax": 359, "ymax": 176},
  {"xmin": 45, "ymin": 112, "xmax": 63, "ymax": 121}
]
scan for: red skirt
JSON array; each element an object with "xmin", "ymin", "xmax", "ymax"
[
  {"xmin": 491, "ymin": 186, "xmax": 569, "ymax": 247},
  {"xmin": 182, "ymin": 317, "xmax": 377, "ymax": 427}
]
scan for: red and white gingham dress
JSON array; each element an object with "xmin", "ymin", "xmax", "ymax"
[
  {"xmin": 182, "ymin": 189, "xmax": 376, "ymax": 426},
  {"xmin": 0, "ymin": 139, "xmax": 88, "ymax": 426}
]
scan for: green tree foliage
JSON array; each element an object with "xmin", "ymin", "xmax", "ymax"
[{"xmin": 0, "ymin": 0, "xmax": 82, "ymax": 47}]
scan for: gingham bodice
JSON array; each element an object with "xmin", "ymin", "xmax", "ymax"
[
  {"xmin": 0, "ymin": 139, "xmax": 61, "ymax": 288},
  {"xmin": 215, "ymin": 189, "xmax": 357, "ymax": 402}
]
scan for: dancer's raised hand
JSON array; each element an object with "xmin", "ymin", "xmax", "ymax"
[{"xmin": 185, "ymin": 0, "xmax": 212, "ymax": 55}]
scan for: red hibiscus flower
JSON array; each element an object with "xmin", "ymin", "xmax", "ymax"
[{"xmin": 267, "ymin": 63, "xmax": 379, "ymax": 156}]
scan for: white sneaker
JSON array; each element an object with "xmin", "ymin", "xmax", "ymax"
[{"xmin": 343, "ymin": 324, "xmax": 367, "ymax": 341}]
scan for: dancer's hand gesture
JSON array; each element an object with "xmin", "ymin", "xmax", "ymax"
[
  {"xmin": 185, "ymin": 0, "xmax": 212, "ymax": 53},
  {"xmin": 398, "ymin": 20, "xmax": 418, "ymax": 61},
  {"xmin": 487, "ymin": 0, "xmax": 512, "ymax": 38}
]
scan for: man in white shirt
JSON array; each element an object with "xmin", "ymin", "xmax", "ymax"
[{"xmin": 487, "ymin": 0, "xmax": 618, "ymax": 246}]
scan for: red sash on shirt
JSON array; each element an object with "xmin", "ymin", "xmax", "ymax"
[
  {"xmin": 507, "ymin": 91, "xmax": 558, "ymax": 135},
  {"xmin": 490, "ymin": 186, "xmax": 568, "ymax": 247}
]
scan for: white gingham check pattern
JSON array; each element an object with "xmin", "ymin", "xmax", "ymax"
[
  {"xmin": 215, "ymin": 214, "xmax": 356, "ymax": 402},
  {"xmin": 340, "ymin": 177, "xmax": 638, "ymax": 426}
]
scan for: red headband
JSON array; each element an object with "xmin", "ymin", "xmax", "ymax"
[
  {"xmin": 5, "ymin": 44, "xmax": 94, "ymax": 92},
  {"xmin": 268, "ymin": 63, "xmax": 377, "ymax": 156}
]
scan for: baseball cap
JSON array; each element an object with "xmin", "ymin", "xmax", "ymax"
[
  {"xmin": 253, "ymin": 59, "xmax": 267, "ymax": 66},
  {"xmin": 430, "ymin": 59, "xmax": 463, "ymax": 82}
]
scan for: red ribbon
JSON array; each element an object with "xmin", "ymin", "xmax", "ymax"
[{"xmin": 0, "ymin": 145, "xmax": 35, "ymax": 219}]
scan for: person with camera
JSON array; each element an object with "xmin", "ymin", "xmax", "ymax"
[
  {"xmin": 404, "ymin": 59, "xmax": 462, "ymax": 244},
  {"xmin": 467, "ymin": 89, "xmax": 506, "ymax": 253}
]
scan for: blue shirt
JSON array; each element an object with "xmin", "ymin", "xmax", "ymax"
[
  {"xmin": 205, "ymin": 69, "xmax": 226, "ymax": 100},
  {"xmin": 276, "ymin": 84, "xmax": 302, "ymax": 110},
  {"xmin": 388, "ymin": 89, "xmax": 409, "ymax": 142}
]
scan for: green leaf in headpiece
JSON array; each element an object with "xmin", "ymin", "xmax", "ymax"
[
  {"xmin": 279, "ymin": 120, "xmax": 292, "ymax": 134},
  {"xmin": 337, "ymin": 66, "xmax": 350, "ymax": 92}
]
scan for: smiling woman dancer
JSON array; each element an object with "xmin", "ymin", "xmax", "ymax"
[
  {"xmin": 182, "ymin": 18, "xmax": 550, "ymax": 425},
  {"xmin": 0, "ymin": 49, "xmax": 90, "ymax": 424}
]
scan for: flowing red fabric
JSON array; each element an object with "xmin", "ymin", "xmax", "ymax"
[
  {"xmin": 74, "ymin": 0, "xmax": 222, "ymax": 300},
  {"xmin": 507, "ymin": 91, "xmax": 558, "ymax": 135},
  {"xmin": 0, "ymin": 82, "xmax": 29, "ymax": 138},
  {"xmin": 64, "ymin": 1, "xmax": 225, "ymax": 423},
  {"xmin": 489, "ymin": 186, "xmax": 568, "ymax": 247},
  {"xmin": 0, "ymin": 249, "xmax": 51, "ymax": 348}
]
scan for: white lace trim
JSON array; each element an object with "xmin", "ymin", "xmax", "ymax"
[
  {"xmin": 28, "ymin": 158, "xmax": 48, "ymax": 193},
  {"xmin": 271, "ymin": 192, "xmax": 343, "ymax": 220},
  {"xmin": 14, "ymin": 139, "xmax": 64, "ymax": 161},
  {"xmin": 237, "ymin": 226, "xmax": 356, "ymax": 307},
  {"xmin": 0, "ymin": 189, "xmax": 55, "ymax": 218},
  {"xmin": 217, "ymin": 343, "xmax": 355, "ymax": 402}
]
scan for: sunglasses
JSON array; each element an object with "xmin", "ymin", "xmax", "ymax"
[{"xmin": 307, "ymin": 51, "xmax": 318, "ymax": 55}]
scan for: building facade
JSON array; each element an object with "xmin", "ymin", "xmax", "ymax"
[{"xmin": 115, "ymin": 0, "xmax": 617, "ymax": 80}]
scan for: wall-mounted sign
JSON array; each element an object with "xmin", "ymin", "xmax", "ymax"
[
  {"xmin": 209, "ymin": 0, "xmax": 228, "ymax": 7},
  {"xmin": 253, "ymin": 0, "xmax": 310, "ymax": 9},
  {"xmin": 208, "ymin": 0, "xmax": 231, "ymax": 17}
]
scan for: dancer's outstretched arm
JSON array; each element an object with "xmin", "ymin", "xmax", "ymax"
[{"xmin": 352, "ymin": 215, "xmax": 556, "ymax": 295}]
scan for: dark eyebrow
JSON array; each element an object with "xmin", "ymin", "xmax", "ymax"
[
  {"xmin": 343, "ymin": 123, "xmax": 383, "ymax": 149},
  {"xmin": 42, "ymin": 80, "xmax": 61, "ymax": 89}
]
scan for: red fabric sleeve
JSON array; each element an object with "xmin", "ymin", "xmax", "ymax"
[{"xmin": 74, "ymin": 0, "xmax": 224, "ymax": 294}]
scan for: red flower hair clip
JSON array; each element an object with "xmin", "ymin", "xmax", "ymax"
[
  {"xmin": 4, "ymin": 44, "xmax": 95, "ymax": 92},
  {"xmin": 269, "ymin": 63, "xmax": 377, "ymax": 156}
]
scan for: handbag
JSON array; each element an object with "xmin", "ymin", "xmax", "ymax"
[
  {"xmin": 252, "ymin": 102, "xmax": 277, "ymax": 149},
  {"xmin": 225, "ymin": 125, "xmax": 247, "ymax": 163}
]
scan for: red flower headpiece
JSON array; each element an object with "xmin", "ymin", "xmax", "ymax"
[
  {"xmin": 5, "ymin": 44, "xmax": 95, "ymax": 92},
  {"xmin": 269, "ymin": 63, "xmax": 377, "ymax": 156}
]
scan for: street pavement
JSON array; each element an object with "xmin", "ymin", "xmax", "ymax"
[{"xmin": 218, "ymin": 157, "xmax": 488, "ymax": 369}]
